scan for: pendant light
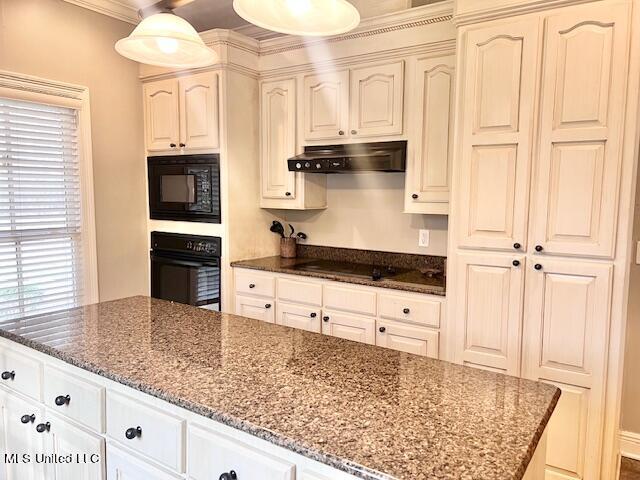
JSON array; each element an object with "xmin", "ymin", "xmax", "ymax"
[
  {"xmin": 115, "ymin": 12, "xmax": 217, "ymax": 68},
  {"xmin": 232, "ymin": 0, "xmax": 360, "ymax": 37}
]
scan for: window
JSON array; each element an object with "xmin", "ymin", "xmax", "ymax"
[{"xmin": 0, "ymin": 97, "xmax": 87, "ymax": 321}]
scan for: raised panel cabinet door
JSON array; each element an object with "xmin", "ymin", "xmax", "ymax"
[
  {"xmin": 453, "ymin": 252, "xmax": 525, "ymax": 375},
  {"xmin": 276, "ymin": 302, "xmax": 321, "ymax": 333},
  {"xmin": 376, "ymin": 320, "xmax": 439, "ymax": 359},
  {"xmin": 106, "ymin": 445, "xmax": 181, "ymax": 480},
  {"xmin": 302, "ymin": 71, "xmax": 349, "ymax": 141},
  {"xmin": 530, "ymin": 2, "xmax": 630, "ymax": 258},
  {"xmin": 143, "ymin": 79, "xmax": 180, "ymax": 152},
  {"xmin": 405, "ymin": 55, "xmax": 455, "ymax": 214},
  {"xmin": 321, "ymin": 310, "xmax": 376, "ymax": 345},
  {"xmin": 350, "ymin": 61, "xmax": 404, "ymax": 137},
  {"xmin": 522, "ymin": 258, "xmax": 612, "ymax": 480},
  {"xmin": 235, "ymin": 295, "xmax": 275, "ymax": 323},
  {"xmin": 178, "ymin": 72, "xmax": 220, "ymax": 151},
  {"xmin": 456, "ymin": 19, "xmax": 540, "ymax": 251},
  {"xmin": 261, "ymin": 79, "xmax": 297, "ymax": 199}
]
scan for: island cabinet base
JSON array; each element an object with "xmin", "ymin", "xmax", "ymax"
[
  {"xmin": 523, "ymin": 432, "xmax": 548, "ymax": 480},
  {"xmin": 0, "ymin": 337, "xmax": 361, "ymax": 480}
]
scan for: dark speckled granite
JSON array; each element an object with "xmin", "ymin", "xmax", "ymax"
[
  {"xmin": 0, "ymin": 297, "xmax": 559, "ymax": 480},
  {"xmin": 231, "ymin": 246, "xmax": 446, "ymax": 296}
]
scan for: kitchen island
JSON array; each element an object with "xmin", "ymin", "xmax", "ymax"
[{"xmin": 0, "ymin": 296, "xmax": 559, "ymax": 479}]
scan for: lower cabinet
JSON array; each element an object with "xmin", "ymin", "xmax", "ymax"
[
  {"xmin": 106, "ymin": 444, "xmax": 180, "ymax": 480},
  {"xmin": 321, "ymin": 310, "xmax": 376, "ymax": 345},
  {"xmin": 376, "ymin": 320, "xmax": 439, "ymax": 358},
  {"xmin": 276, "ymin": 302, "xmax": 321, "ymax": 333},
  {"xmin": 235, "ymin": 295, "xmax": 275, "ymax": 323}
]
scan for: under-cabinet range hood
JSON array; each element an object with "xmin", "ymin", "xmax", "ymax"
[{"xmin": 287, "ymin": 141, "xmax": 406, "ymax": 173}]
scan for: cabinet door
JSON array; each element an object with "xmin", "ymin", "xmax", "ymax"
[
  {"xmin": 321, "ymin": 310, "xmax": 375, "ymax": 345},
  {"xmin": 106, "ymin": 444, "xmax": 181, "ymax": 480},
  {"xmin": 376, "ymin": 320, "xmax": 439, "ymax": 359},
  {"xmin": 456, "ymin": 19, "xmax": 540, "ymax": 250},
  {"xmin": 276, "ymin": 302, "xmax": 321, "ymax": 333},
  {"xmin": 453, "ymin": 252, "xmax": 525, "ymax": 375},
  {"xmin": 235, "ymin": 295, "xmax": 275, "ymax": 323},
  {"xmin": 405, "ymin": 55, "xmax": 455, "ymax": 215},
  {"xmin": 143, "ymin": 79, "xmax": 180, "ymax": 152},
  {"xmin": 0, "ymin": 391, "xmax": 48, "ymax": 480},
  {"xmin": 46, "ymin": 413, "xmax": 105, "ymax": 480},
  {"xmin": 530, "ymin": 2, "xmax": 630, "ymax": 258},
  {"xmin": 350, "ymin": 61, "xmax": 404, "ymax": 137},
  {"xmin": 179, "ymin": 72, "xmax": 220, "ymax": 151},
  {"xmin": 302, "ymin": 71, "xmax": 349, "ymax": 141},
  {"xmin": 523, "ymin": 258, "xmax": 612, "ymax": 480},
  {"xmin": 261, "ymin": 79, "xmax": 297, "ymax": 200}
]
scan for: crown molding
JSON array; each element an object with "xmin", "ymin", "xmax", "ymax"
[
  {"xmin": 61, "ymin": 0, "xmax": 139, "ymax": 25},
  {"xmin": 232, "ymin": 24, "xmax": 283, "ymax": 41},
  {"xmin": 0, "ymin": 70, "xmax": 87, "ymax": 100},
  {"xmin": 453, "ymin": 0, "xmax": 599, "ymax": 25},
  {"xmin": 200, "ymin": 29, "xmax": 260, "ymax": 55}
]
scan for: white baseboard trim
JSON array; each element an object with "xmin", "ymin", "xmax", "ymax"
[{"xmin": 621, "ymin": 431, "xmax": 640, "ymax": 461}]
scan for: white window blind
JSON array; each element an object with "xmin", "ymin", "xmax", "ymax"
[{"xmin": 0, "ymin": 97, "xmax": 85, "ymax": 321}]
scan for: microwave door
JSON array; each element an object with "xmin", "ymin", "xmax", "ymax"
[{"xmin": 160, "ymin": 174, "xmax": 196, "ymax": 204}]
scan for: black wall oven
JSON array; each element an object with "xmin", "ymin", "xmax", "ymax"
[
  {"xmin": 150, "ymin": 232, "xmax": 221, "ymax": 311},
  {"xmin": 148, "ymin": 154, "xmax": 220, "ymax": 223}
]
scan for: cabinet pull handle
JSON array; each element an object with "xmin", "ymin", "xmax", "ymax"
[
  {"xmin": 125, "ymin": 426, "xmax": 142, "ymax": 440},
  {"xmin": 513, "ymin": 243, "xmax": 521, "ymax": 250},
  {"xmin": 403, "ymin": 308, "xmax": 410, "ymax": 314},
  {"xmin": 338, "ymin": 130, "xmax": 345, "ymax": 135},
  {"xmin": 36, "ymin": 422, "xmax": 51, "ymax": 433},
  {"xmin": 379, "ymin": 326, "xmax": 386, "ymax": 333},
  {"xmin": 169, "ymin": 143, "xmax": 176, "ymax": 148},
  {"xmin": 411, "ymin": 194, "xmax": 418, "ymax": 199},
  {"xmin": 55, "ymin": 395, "xmax": 71, "ymax": 406},
  {"xmin": 512, "ymin": 260, "xmax": 520, "ymax": 267},
  {"xmin": 179, "ymin": 143, "xmax": 186, "ymax": 147},
  {"xmin": 249, "ymin": 283, "xmax": 256, "ymax": 289},
  {"xmin": 351, "ymin": 129, "xmax": 357, "ymax": 135},
  {"xmin": 534, "ymin": 264, "xmax": 543, "ymax": 271},
  {"xmin": 21, "ymin": 414, "xmax": 36, "ymax": 424},
  {"xmin": 219, "ymin": 471, "xmax": 237, "ymax": 480},
  {"xmin": 323, "ymin": 316, "xmax": 330, "ymax": 322},
  {"xmin": 264, "ymin": 303, "xmax": 271, "ymax": 309},
  {"xmin": 285, "ymin": 192, "xmax": 292, "ymax": 197},
  {"xmin": 1, "ymin": 370, "xmax": 15, "ymax": 381},
  {"xmin": 310, "ymin": 312, "xmax": 317, "ymax": 318},
  {"xmin": 535, "ymin": 245, "xmax": 544, "ymax": 252}
]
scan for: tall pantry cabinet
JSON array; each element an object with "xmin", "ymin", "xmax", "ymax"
[{"xmin": 447, "ymin": 1, "xmax": 638, "ymax": 479}]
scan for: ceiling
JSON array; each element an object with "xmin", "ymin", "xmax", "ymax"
[{"xmin": 120, "ymin": 0, "xmax": 442, "ymax": 35}]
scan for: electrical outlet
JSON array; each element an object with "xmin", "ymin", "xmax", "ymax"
[{"xmin": 419, "ymin": 229, "xmax": 430, "ymax": 247}]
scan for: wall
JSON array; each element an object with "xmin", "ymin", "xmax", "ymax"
[
  {"xmin": 0, "ymin": 0, "xmax": 149, "ymax": 301},
  {"xmin": 622, "ymin": 169, "xmax": 640, "ymax": 434},
  {"xmin": 276, "ymin": 173, "xmax": 448, "ymax": 256}
]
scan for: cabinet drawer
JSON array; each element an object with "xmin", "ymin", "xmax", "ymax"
[
  {"xmin": 376, "ymin": 320, "xmax": 439, "ymax": 358},
  {"xmin": 106, "ymin": 391, "xmax": 185, "ymax": 473},
  {"xmin": 235, "ymin": 270, "xmax": 275, "ymax": 298},
  {"xmin": 378, "ymin": 293, "xmax": 441, "ymax": 328},
  {"xmin": 321, "ymin": 310, "xmax": 376, "ymax": 345},
  {"xmin": 188, "ymin": 423, "xmax": 295, "ymax": 480},
  {"xmin": 277, "ymin": 277, "xmax": 322, "ymax": 306},
  {"xmin": 0, "ymin": 345, "xmax": 42, "ymax": 400},
  {"xmin": 323, "ymin": 284, "xmax": 376, "ymax": 316},
  {"xmin": 235, "ymin": 295, "xmax": 275, "ymax": 323},
  {"xmin": 107, "ymin": 444, "xmax": 182, "ymax": 480},
  {"xmin": 44, "ymin": 365, "xmax": 104, "ymax": 432},
  {"xmin": 276, "ymin": 302, "xmax": 321, "ymax": 333}
]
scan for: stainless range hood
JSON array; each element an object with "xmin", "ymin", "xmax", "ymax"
[{"xmin": 287, "ymin": 141, "xmax": 406, "ymax": 173}]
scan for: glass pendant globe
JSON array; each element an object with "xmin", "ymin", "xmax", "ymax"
[
  {"xmin": 232, "ymin": 0, "xmax": 361, "ymax": 37},
  {"xmin": 115, "ymin": 13, "xmax": 217, "ymax": 68}
]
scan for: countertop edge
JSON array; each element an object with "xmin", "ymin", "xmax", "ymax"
[
  {"xmin": 0, "ymin": 327, "xmax": 394, "ymax": 480},
  {"xmin": 230, "ymin": 261, "xmax": 446, "ymax": 297}
]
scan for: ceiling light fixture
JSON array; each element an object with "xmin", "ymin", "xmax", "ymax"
[
  {"xmin": 232, "ymin": 0, "xmax": 361, "ymax": 37},
  {"xmin": 115, "ymin": 12, "xmax": 217, "ymax": 68}
]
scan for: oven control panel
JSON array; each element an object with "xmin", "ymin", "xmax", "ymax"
[
  {"xmin": 186, "ymin": 240, "xmax": 217, "ymax": 254},
  {"xmin": 151, "ymin": 232, "xmax": 221, "ymax": 258}
]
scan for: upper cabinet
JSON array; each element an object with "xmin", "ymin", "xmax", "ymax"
[
  {"xmin": 143, "ymin": 72, "xmax": 220, "ymax": 154},
  {"xmin": 302, "ymin": 71, "xmax": 349, "ymax": 141},
  {"xmin": 405, "ymin": 55, "xmax": 455, "ymax": 215}
]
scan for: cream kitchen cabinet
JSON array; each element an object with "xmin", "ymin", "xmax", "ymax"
[
  {"xmin": 404, "ymin": 55, "xmax": 455, "ymax": 215},
  {"xmin": 376, "ymin": 320, "xmax": 439, "ymax": 358},
  {"xmin": 321, "ymin": 310, "xmax": 376, "ymax": 345},
  {"xmin": 234, "ymin": 295, "xmax": 275, "ymax": 323},
  {"xmin": 302, "ymin": 71, "xmax": 349, "ymax": 141},
  {"xmin": 276, "ymin": 302, "xmax": 322, "ymax": 333},
  {"xmin": 143, "ymin": 72, "xmax": 219, "ymax": 154},
  {"xmin": 106, "ymin": 444, "xmax": 181, "ymax": 480}
]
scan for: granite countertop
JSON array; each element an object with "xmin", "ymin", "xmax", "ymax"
[
  {"xmin": 0, "ymin": 296, "xmax": 559, "ymax": 480},
  {"xmin": 231, "ymin": 256, "xmax": 446, "ymax": 296}
]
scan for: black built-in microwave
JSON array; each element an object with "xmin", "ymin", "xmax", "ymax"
[{"xmin": 147, "ymin": 154, "xmax": 220, "ymax": 223}]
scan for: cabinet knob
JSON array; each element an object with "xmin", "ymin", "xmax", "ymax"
[
  {"xmin": 411, "ymin": 194, "xmax": 418, "ymax": 199},
  {"xmin": 403, "ymin": 308, "xmax": 410, "ymax": 314},
  {"xmin": 249, "ymin": 283, "xmax": 256, "ymax": 289},
  {"xmin": 513, "ymin": 243, "xmax": 521, "ymax": 250},
  {"xmin": 219, "ymin": 471, "xmax": 237, "ymax": 480},
  {"xmin": 338, "ymin": 130, "xmax": 345, "ymax": 136},
  {"xmin": 535, "ymin": 245, "xmax": 544, "ymax": 252},
  {"xmin": 310, "ymin": 312, "xmax": 317, "ymax": 318},
  {"xmin": 285, "ymin": 192, "xmax": 292, "ymax": 197},
  {"xmin": 323, "ymin": 316, "xmax": 330, "ymax": 322},
  {"xmin": 125, "ymin": 426, "xmax": 142, "ymax": 440},
  {"xmin": 534, "ymin": 263, "xmax": 543, "ymax": 271},
  {"xmin": 1, "ymin": 370, "xmax": 15, "ymax": 381},
  {"xmin": 351, "ymin": 129, "xmax": 357, "ymax": 135},
  {"xmin": 379, "ymin": 326, "xmax": 386, "ymax": 333},
  {"xmin": 21, "ymin": 414, "xmax": 36, "ymax": 424},
  {"xmin": 512, "ymin": 260, "xmax": 520, "ymax": 267},
  {"xmin": 179, "ymin": 143, "xmax": 186, "ymax": 147},
  {"xmin": 55, "ymin": 395, "xmax": 71, "ymax": 406},
  {"xmin": 264, "ymin": 303, "xmax": 271, "ymax": 309},
  {"xmin": 36, "ymin": 422, "xmax": 51, "ymax": 433},
  {"xmin": 169, "ymin": 143, "xmax": 176, "ymax": 148}
]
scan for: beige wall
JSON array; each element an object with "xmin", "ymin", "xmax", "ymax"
[
  {"xmin": 276, "ymin": 173, "xmax": 448, "ymax": 256},
  {"xmin": 622, "ymin": 170, "xmax": 640, "ymax": 433},
  {"xmin": 0, "ymin": 0, "xmax": 149, "ymax": 301}
]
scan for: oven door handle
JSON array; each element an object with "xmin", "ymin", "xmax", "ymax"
[{"xmin": 150, "ymin": 255, "xmax": 220, "ymax": 269}]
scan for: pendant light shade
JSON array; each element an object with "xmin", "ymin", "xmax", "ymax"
[
  {"xmin": 232, "ymin": 0, "xmax": 360, "ymax": 37},
  {"xmin": 115, "ymin": 13, "xmax": 217, "ymax": 68}
]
